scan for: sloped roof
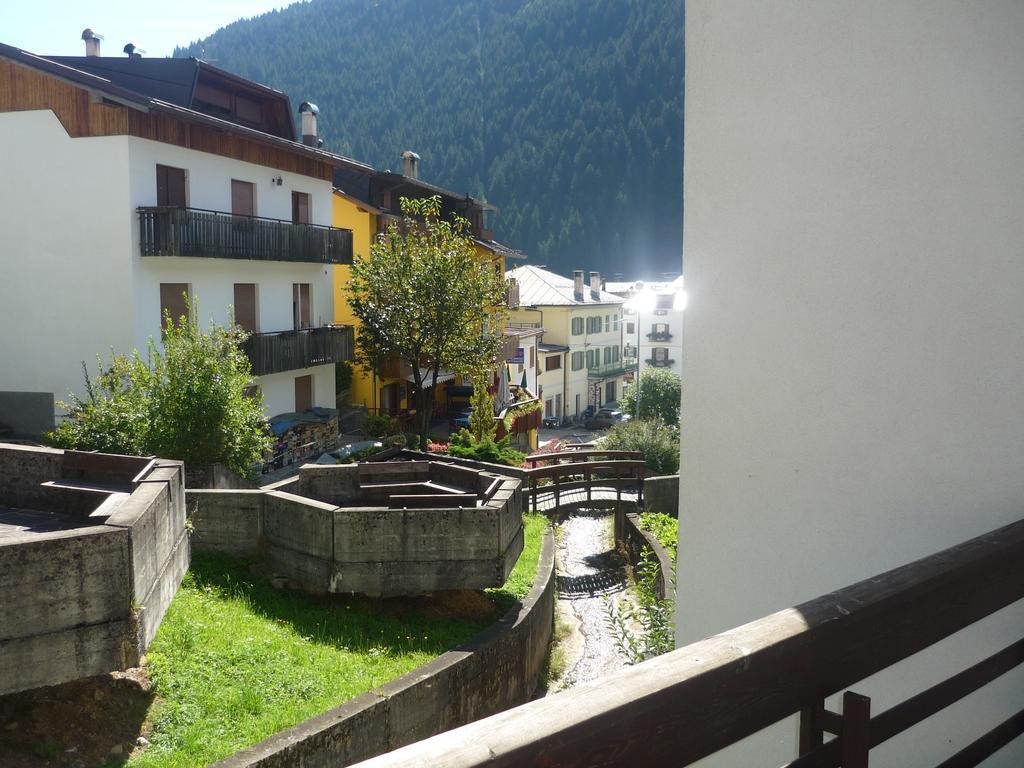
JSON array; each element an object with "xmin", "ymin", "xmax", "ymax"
[
  {"xmin": 0, "ymin": 42, "xmax": 371, "ymax": 172},
  {"xmin": 506, "ymin": 265, "xmax": 625, "ymax": 307}
]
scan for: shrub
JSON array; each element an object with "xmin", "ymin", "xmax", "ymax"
[
  {"xmin": 51, "ymin": 303, "xmax": 272, "ymax": 478},
  {"xmin": 362, "ymin": 413, "xmax": 393, "ymax": 437},
  {"xmin": 600, "ymin": 417, "xmax": 679, "ymax": 474},
  {"xmin": 447, "ymin": 429, "xmax": 526, "ymax": 466},
  {"xmin": 639, "ymin": 511, "xmax": 678, "ymax": 561}
]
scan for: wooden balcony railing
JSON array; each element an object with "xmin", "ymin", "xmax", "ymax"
[
  {"xmin": 242, "ymin": 325, "xmax": 353, "ymax": 376},
  {"xmin": 349, "ymin": 517, "xmax": 1024, "ymax": 768},
  {"xmin": 138, "ymin": 206, "xmax": 353, "ymax": 264}
]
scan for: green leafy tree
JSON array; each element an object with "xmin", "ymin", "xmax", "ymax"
[
  {"xmin": 51, "ymin": 301, "xmax": 272, "ymax": 478},
  {"xmin": 347, "ymin": 195, "xmax": 508, "ymax": 448},
  {"xmin": 621, "ymin": 368, "xmax": 681, "ymax": 426},
  {"xmin": 600, "ymin": 417, "xmax": 679, "ymax": 475}
]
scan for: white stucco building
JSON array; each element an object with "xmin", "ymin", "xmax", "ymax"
[
  {"xmin": 606, "ymin": 276, "xmax": 685, "ymax": 378},
  {"xmin": 0, "ymin": 41, "xmax": 362, "ymax": 436},
  {"xmin": 680, "ymin": 2, "xmax": 1024, "ymax": 766},
  {"xmin": 507, "ymin": 266, "xmax": 629, "ymax": 422}
]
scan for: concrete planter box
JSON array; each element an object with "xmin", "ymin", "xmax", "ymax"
[
  {"xmin": 0, "ymin": 444, "xmax": 188, "ymax": 695},
  {"xmin": 189, "ymin": 458, "xmax": 525, "ymax": 596}
]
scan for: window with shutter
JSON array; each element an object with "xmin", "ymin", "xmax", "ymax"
[
  {"xmin": 233, "ymin": 284, "xmax": 258, "ymax": 333},
  {"xmin": 159, "ymin": 283, "xmax": 190, "ymax": 333},
  {"xmin": 156, "ymin": 165, "xmax": 187, "ymax": 207}
]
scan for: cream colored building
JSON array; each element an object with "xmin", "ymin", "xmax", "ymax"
[
  {"xmin": 680, "ymin": 1, "xmax": 1024, "ymax": 765},
  {"xmin": 507, "ymin": 266, "xmax": 629, "ymax": 422}
]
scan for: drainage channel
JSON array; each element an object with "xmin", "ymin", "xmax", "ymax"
[{"xmin": 546, "ymin": 508, "xmax": 635, "ymax": 693}]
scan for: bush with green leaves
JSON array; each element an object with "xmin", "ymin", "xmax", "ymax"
[
  {"xmin": 362, "ymin": 412, "xmax": 394, "ymax": 437},
  {"xmin": 51, "ymin": 303, "xmax": 272, "ymax": 478},
  {"xmin": 639, "ymin": 511, "xmax": 678, "ymax": 562},
  {"xmin": 600, "ymin": 417, "xmax": 679, "ymax": 475},
  {"xmin": 604, "ymin": 547, "xmax": 675, "ymax": 663},
  {"xmin": 621, "ymin": 367, "xmax": 681, "ymax": 426},
  {"xmin": 446, "ymin": 429, "xmax": 526, "ymax": 467}
]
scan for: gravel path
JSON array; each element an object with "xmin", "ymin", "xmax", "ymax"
[{"xmin": 549, "ymin": 509, "xmax": 633, "ymax": 692}]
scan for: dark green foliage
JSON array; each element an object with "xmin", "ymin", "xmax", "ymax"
[
  {"xmin": 175, "ymin": 0, "xmax": 684, "ymax": 277},
  {"xmin": 362, "ymin": 412, "xmax": 394, "ymax": 437},
  {"xmin": 600, "ymin": 417, "xmax": 679, "ymax": 474},
  {"xmin": 447, "ymin": 428, "xmax": 526, "ymax": 466},
  {"xmin": 51, "ymin": 304, "xmax": 272, "ymax": 478},
  {"xmin": 621, "ymin": 367, "xmax": 681, "ymax": 426}
]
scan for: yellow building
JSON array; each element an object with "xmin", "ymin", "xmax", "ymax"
[{"xmin": 333, "ymin": 159, "xmax": 527, "ymax": 433}]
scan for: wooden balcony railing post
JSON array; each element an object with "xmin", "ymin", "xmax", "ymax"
[{"xmin": 840, "ymin": 692, "xmax": 871, "ymax": 768}]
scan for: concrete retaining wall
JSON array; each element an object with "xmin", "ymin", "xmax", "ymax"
[
  {"xmin": 212, "ymin": 528, "xmax": 555, "ymax": 768},
  {"xmin": 188, "ymin": 462, "xmax": 525, "ymax": 596},
  {"xmin": 643, "ymin": 474, "xmax": 679, "ymax": 518},
  {"xmin": 0, "ymin": 446, "xmax": 187, "ymax": 695},
  {"xmin": 624, "ymin": 512, "xmax": 675, "ymax": 601}
]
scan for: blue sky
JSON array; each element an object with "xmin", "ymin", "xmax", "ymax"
[{"xmin": 5, "ymin": 1, "xmax": 300, "ymax": 58}]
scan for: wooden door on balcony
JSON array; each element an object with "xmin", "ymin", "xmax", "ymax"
[
  {"xmin": 293, "ymin": 283, "xmax": 311, "ymax": 329},
  {"xmin": 292, "ymin": 192, "xmax": 310, "ymax": 224},
  {"xmin": 156, "ymin": 165, "xmax": 186, "ymax": 207},
  {"xmin": 294, "ymin": 375, "xmax": 313, "ymax": 413},
  {"xmin": 233, "ymin": 284, "xmax": 258, "ymax": 333},
  {"xmin": 231, "ymin": 180, "xmax": 255, "ymax": 216}
]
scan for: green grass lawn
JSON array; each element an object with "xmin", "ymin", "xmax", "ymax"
[{"xmin": 131, "ymin": 514, "xmax": 549, "ymax": 767}]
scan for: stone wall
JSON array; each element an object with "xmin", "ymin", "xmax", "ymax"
[
  {"xmin": 643, "ymin": 474, "xmax": 679, "ymax": 518},
  {"xmin": 212, "ymin": 529, "xmax": 555, "ymax": 768}
]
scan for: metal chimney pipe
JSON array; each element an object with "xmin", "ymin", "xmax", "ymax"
[
  {"xmin": 298, "ymin": 102, "xmax": 320, "ymax": 147},
  {"xmin": 401, "ymin": 150, "xmax": 420, "ymax": 179},
  {"xmin": 81, "ymin": 29, "xmax": 101, "ymax": 57}
]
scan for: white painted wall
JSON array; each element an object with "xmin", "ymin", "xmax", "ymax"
[
  {"xmin": 0, "ymin": 110, "xmax": 134, "ymax": 409},
  {"xmin": 134, "ymin": 258, "xmax": 334, "ymax": 346},
  {"xmin": 259, "ymin": 364, "xmax": 336, "ymax": 416},
  {"xmin": 680, "ymin": 2, "xmax": 1024, "ymax": 766},
  {"xmin": 0, "ymin": 109, "xmax": 338, "ymax": 422}
]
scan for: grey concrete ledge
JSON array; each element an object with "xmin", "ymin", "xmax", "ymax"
[
  {"xmin": 624, "ymin": 512, "xmax": 675, "ymax": 601},
  {"xmin": 212, "ymin": 528, "xmax": 555, "ymax": 768},
  {"xmin": 642, "ymin": 474, "xmax": 679, "ymax": 518}
]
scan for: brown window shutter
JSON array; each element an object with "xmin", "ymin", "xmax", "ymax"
[
  {"xmin": 159, "ymin": 283, "xmax": 190, "ymax": 332},
  {"xmin": 233, "ymin": 284, "xmax": 258, "ymax": 333},
  {"xmin": 231, "ymin": 180, "xmax": 255, "ymax": 216},
  {"xmin": 294, "ymin": 375, "xmax": 313, "ymax": 413},
  {"xmin": 157, "ymin": 165, "xmax": 186, "ymax": 207},
  {"xmin": 292, "ymin": 192, "xmax": 310, "ymax": 224}
]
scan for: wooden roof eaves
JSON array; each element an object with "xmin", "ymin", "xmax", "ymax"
[
  {"xmin": 0, "ymin": 42, "xmax": 370, "ymax": 173},
  {"xmin": 332, "ymin": 188, "xmax": 385, "ymax": 215}
]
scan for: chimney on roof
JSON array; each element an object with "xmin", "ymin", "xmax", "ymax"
[
  {"xmin": 81, "ymin": 29, "xmax": 101, "ymax": 57},
  {"xmin": 401, "ymin": 150, "xmax": 420, "ymax": 179},
  {"xmin": 298, "ymin": 102, "xmax": 322, "ymax": 147},
  {"xmin": 590, "ymin": 271, "xmax": 601, "ymax": 300},
  {"xmin": 573, "ymin": 270, "xmax": 585, "ymax": 302}
]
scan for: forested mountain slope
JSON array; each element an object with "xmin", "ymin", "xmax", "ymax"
[{"xmin": 177, "ymin": 0, "xmax": 683, "ymax": 277}]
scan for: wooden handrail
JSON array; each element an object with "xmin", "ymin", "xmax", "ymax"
[
  {"xmin": 523, "ymin": 449, "xmax": 643, "ymax": 465},
  {"xmin": 348, "ymin": 518, "xmax": 1024, "ymax": 768},
  {"xmin": 523, "ymin": 460, "xmax": 645, "ymax": 481}
]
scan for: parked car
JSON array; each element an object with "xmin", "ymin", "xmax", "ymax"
[
  {"xmin": 452, "ymin": 406, "xmax": 473, "ymax": 430},
  {"xmin": 584, "ymin": 407, "xmax": 630, "ymax": 430}
]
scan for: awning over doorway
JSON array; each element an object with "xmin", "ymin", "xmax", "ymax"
[{"xmin": 403, "ymin": 368, "xmax": 457, "ymax": 386}]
